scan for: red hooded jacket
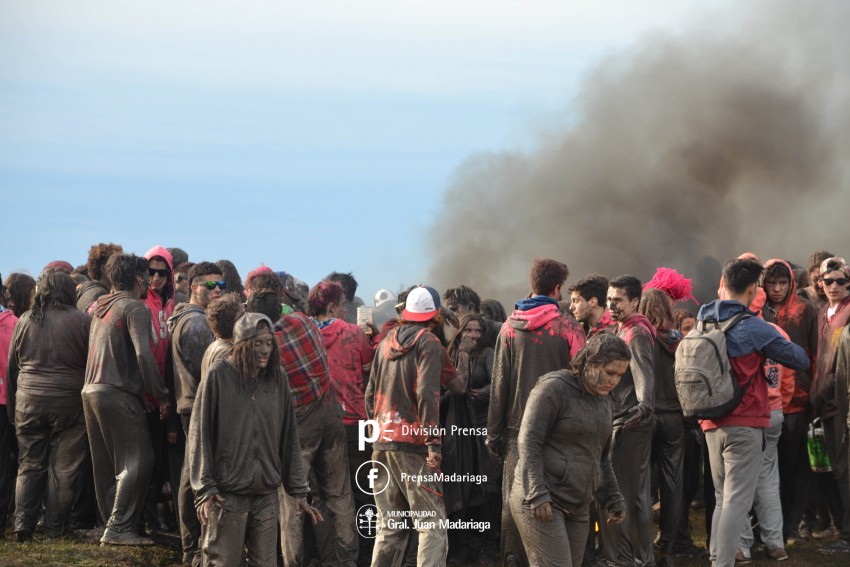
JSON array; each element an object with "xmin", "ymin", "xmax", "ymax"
[{"xmin": 144, "ymin": 246, "xmax": 175, "ymax": 379}]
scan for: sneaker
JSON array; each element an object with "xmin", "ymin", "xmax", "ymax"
[
  {"xmin": 765, "ymin": 547, "xmax": 789, "ymax": 561},
  {"xmin": 735, "ymin": 549, "xmax": 752, "ymax": 564},
  {"xmin": 819, "ymin": 538, "xmax": 850, "ymax": 553},
  {"xmin": 100, "ymin": 530, "xmax": 154, "ymax": 546},
  {"xmin": 813, "ymin": 527, "xmax": 835, "ymax": 539},
  {"xmin": 785, "ymin": 529, "xmax": 809, "ymax": 546}
]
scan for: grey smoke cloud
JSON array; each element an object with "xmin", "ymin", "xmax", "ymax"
[{"xmin": 428, "ymin": 2, "xmax": 850, "ymax": 305}]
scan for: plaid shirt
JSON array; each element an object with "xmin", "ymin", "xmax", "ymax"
[{"xmin": 274, "ymin": 312, "xmax": 330, "ymax": 409}]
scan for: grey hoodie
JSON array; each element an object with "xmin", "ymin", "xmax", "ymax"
[
  {"xmin": 168, "ymin": 302, "xmax": 214, "ymax": 415},
  {"xmin": 83, "ymin": 292, "xmax": 168, "ymax": 403}
]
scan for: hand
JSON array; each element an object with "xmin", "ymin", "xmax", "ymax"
[
  {"xmin": 485, "ymin": 439, "xmax": 502, "ymax": 462},
  {"xmin": 295, "ymin": 498, "xmax": 324, "ymax": 525},
  {"xmin": 622, "ymin": 405, "xmax": 646, "ymax": 431},
  {"xmin": 459, "ymin": 335, "xmax": 476, "ymax": 353},
  {"xmin": 197, "ymin": 493, "xmax": 224, "ymax": 526},
  {"xmin": 143, "ymin": 397, "xmax": 156, "ymax": 413},
  {"xmin": 426, "ymin": 450, "xmax": 442, "ymax": 469},
  {"xmin": 468, "ymin": 388, "xmax": 482, "ymax": 400},
  {"xmin": 442, "ymin": 307, "xmax": 459, "ymax": 328},
  {"xmin": 607, "ymin": 509, "xmax": 625, "ymax": 525},
  {"xmin": 360, "ymin": 322, "xmax": 378, "ymax": 337},
  {"xmin": 159, "ymin": 400, "xmax": 171, "ymax": 420},
  {"xmin": 167, "ymin": 432, "xmax": 179, "ymax": 445},
  {"xmin": 532, "ymin": 502, "xmax": 553, "ymax": 523}
]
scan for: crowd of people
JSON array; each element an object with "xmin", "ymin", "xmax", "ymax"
[{"xmin": 0, "ymin": 244, "xmax": 849, "ymax": 567}]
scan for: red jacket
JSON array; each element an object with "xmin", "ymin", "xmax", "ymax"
[
  {"xmin": 144, "ymin": 245, "xmax": 175, "ymax": 379},
  {"xmin": 0, "ymin": 308, "xmax": 18, "ymax": 406},
  {"xmin": 318, "ymin": 318, "xmax": 375, "ymax": 425}
]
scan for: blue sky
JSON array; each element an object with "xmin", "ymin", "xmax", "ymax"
[{"xmin": 0, "ymin": 0, "xmax": 713, "ymax": 301}]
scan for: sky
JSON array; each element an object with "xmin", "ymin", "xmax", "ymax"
[{"xmin": 0, "ymin": 0, "xmax": 717, "ymax": 302}]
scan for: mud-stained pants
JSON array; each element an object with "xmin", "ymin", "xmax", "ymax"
[
  {"xmin": 201, "ymin": 491, "xmax": 278, "ymax": 567},
  {"xmin": 181, "ymin": 414, "xmax": 203, "ymax": 565},
  {"xmin": 14, "ymin": 408, "xmax": 88, "ymax": 536},
  {"xmin": 501, "ymin": 437, "xmax": 527, "ymax": 566},
  {"xmin": 280, "ymin": 394, "xmax": 357, "ymax": 567},
  {"xmin": 82, "ymin": 387, "xmax": 153, "ymax": 536},
  {"xmin": 601, "ymin": 423, "xmax": 654, "ymax": 567},
  {"xmin": 370, "ymin": 449, "xmax": 448, "ymax": 567},
  {"xmin": 509, "ymin": 486, "xmax": 589, "ymax": 567}
]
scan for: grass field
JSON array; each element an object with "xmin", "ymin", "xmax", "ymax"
[{"xmin": 1, "ymin": 511, "xmax": 848, "ymax": 566}]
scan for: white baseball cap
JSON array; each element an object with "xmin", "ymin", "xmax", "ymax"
[{"xmin": 402, "ymin": 286, "xmax": 441, "ymax": 322}]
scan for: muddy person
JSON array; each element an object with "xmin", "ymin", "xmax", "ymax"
[
  {"xmin": 76, "ymin": 242, "xmax": 123, "ymax": 313},
  {"xmin": 365, "ymin": 285, "xmax": 467, "ymax": 567},
  {"xmin": 569, "ymin": 274, "xmax": 616, "ymax": 338},
  {"xmin": 189, "ymin": 312, "xmax": 321, "ymax": 566},
  {"xmin": 245, "ymin": 286, "xmax": 357, "ymax": 567},
  {"xmin": 169, "ymin": 261, "xmax": 223, "ymax": 564},
  {"xmin": 6, "ymin": 271, "xmax": 91, "ymax": 540},
  {"xmin": 600, "ymin": 275, "xmax": 656, "ymax": 567},
  {"xmin": 510, "ymin": 333, "xmax": 628, "ymax": 567},
  {"xmin": 81, "ymin": 253, "xmax": 171, "ymax": 546},
  {"xmin": 486, "ymin": 259, "xmax": 586, "ymax": 567}
]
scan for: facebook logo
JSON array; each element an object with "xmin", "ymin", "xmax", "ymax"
[{"xmin": 355, "ymin": 460, "xmax": 389, "ymax": 496}]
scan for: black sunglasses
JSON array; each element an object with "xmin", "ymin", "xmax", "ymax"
[
  {"xmin": 822, "ymin": 277, "xmax": 848, "ymax": 287},
  {"xmin": 148, "ymin": 268, "xmax": 170, "ymax": 278},
  {"xmin": 197, "ymin": 280, "xmax": 227, "ymax": 290}
]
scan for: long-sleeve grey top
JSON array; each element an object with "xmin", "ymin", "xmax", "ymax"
[
  {"xmin": 188, "ymin": 358, "xmax": 309, "ymax": 505},
  {"xmin": 514, "ymin": 369, "xmax": 624, "ymax": 520}
]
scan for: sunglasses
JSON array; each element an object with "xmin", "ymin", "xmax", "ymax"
[
  {"xmin": 148, "ymin": 268, "xmax": 170, "ymax": 278},
  {"xmin": 195, "ymin": 280, "xmax": 227, "ymax": 290},
  {"xmin": 822, "ymin": 277, "xmax": 848, "ymax": 287}
]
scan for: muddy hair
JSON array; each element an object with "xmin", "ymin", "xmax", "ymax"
[
  {"xmin": 30, "ymin": 271, "xmax": 77, "ymax": 324},
  {"xmin": 764, "ymin": 262, "xmax": 792, "ymax": 282},
  {"xmin": 207, "ymin": 294, "xmax": 244, "ymax": 340},
  {"xmin": 448, "ymin": 313, "xmax": 489, "ymax": 365},
  {"xmin": 569, "ymin": 273, "xmax": 609, "ymax": 306},
  {"xmin": 443, "ymin": 285, "xmax": 481, "ymax": 312},
  {"xmin": 324, "ymin": 271, "xmax": 358, "ymax": 302},
  {"xmin": 3, "ymin": 273, "xmax": 37, "ymax": 317},
  {"xmin": 188, "ymin": 262, "xmax": 222, "ymax": 284},
  {"xmin": 480, "ymin": 299, "xmax": 507, "ymax": 323},
  {"xmin": 722, "ymin": 259, "xmax": 764, "ymax": 294},
  {"xmin": 530, "ymin": 258, "xmax": 569, "ymax": 296},
  {"xmin": 609, "ymin": 274, "xmax": 643, "ymax": 302},
  {"xmin": 106, "ymin": 254, "xmax": 148, "ymax": 292},
  {"xmin": 247, "ymin": 273, "xmax": 284, "ymax": 299},
  {"xmin": 86, "ymin": 242, "xmax": 124, "ymax": 283},
  {"xmin": 230, "ymin": 321, "xmax": 283, "ymax": 392},
  {"xmin": 638, "ymin": 288, "xmax": 674, "ymax": 331},
  {"xmin": 571, "ymin": 332, "xmax": 631, "ymax": 378},
  {"xmin": 246, "ymin": 291, "xmax": 282, "ymax": 323},
  {"xmin": 307, "ymin": 281, "xmax": 345, "ymax": 317}
]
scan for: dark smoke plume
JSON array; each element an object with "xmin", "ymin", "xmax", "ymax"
[{"xmin": 428, "ymin": 2, "xmax": 850, "ymax": 305}]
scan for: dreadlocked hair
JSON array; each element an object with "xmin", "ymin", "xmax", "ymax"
[
  {"xmin": 571, "ymin": 332, "xmax": 631, "ymax": 378},
  {"xmin": 229, "ymin": 321, "xmax": 283, "ymax": 394}
]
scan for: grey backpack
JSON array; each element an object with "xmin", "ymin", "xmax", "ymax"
[{"xmin": 674, "ymin": 312, "xmax": 751, "ymax": 419}]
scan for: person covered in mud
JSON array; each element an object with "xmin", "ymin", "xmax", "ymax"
[
  {"xmin": 75, "ymin": 242, "xmax": 123, "ymax": 313},
  {"xmin": 444, "ymin": 285, "xmax": 501, "ymax": 348},
  {"xmin": 601, "ymin": 275, "xmax": 656, "ymax": 567},
  {"xmin": 365, "ymin": 285, "xmax": 467, "ymax": 567},
  {"xmin": 325, "ymin": 271, "xmax": 362, "ymax": 324},
  {"xmin": 480, "ymin": 299, "xmax": 507, "ymax": 325},
  {"xmin": 245, "ymin": 287, "xmax": 357, "ymax": 567},
  {"xmin": 510, "ymin": 332, "xmax": 628, "ymax": 567},
  {"xmin": 443, "ymin": 313, "xmax": 500, "ymax": 564},
  {"xmin": 200, "ymin": 294, "xmax": 244, "ymax": 380},
  {"xmin": 486, "ymin": 258, "xmax": 586, "ymax": 567},
  {"xmin": 168, "ymin": 261, "xmax": 222, "ymax": 565},
  {"xmin": 307, "ymin": 280, "xmax": 376, "ymax": 566},
  {"xmin": 189, "ymin": 312, "xmax": 322, "ymax": 566},
  {"xmin": 569, "ymin": 274, "xmax": 616, "ymax": 338},
  {"xmin": 0, "ymin": 275, "xmax": 18, "ymax": 538},
  {"xmin": 81, "ymin": 253, "xmax": 170, "ymax": 546},
  {"xmin": 3, "ymin": 273, "xmax": 37, "ymax": 318},
  {"xmin": 5, "ymin": 270, "xmax": 91, "ymax": 540}
]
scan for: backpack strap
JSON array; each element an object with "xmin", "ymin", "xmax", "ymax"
[{"xmin": 718, "ymin": 311, "xmax": 751, "ymax": 333}]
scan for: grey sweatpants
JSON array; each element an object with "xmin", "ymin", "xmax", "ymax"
[
  {"xmin": 200, "ymin": 491, "xmax": 278, "ymax": 567},
  {"xmin": 509, "ymin": 487, "xmax": 589, "ymax": 567},
  {"xmin": 740, "ymin": 410, "xmax": 784, "ymax": 553},
  {"xmin": 705, "ymin": 426, "xmax": 763, "ymax": 567},
  {"xmin": 82, "ymin": 388, "xmax": 153, "ymax": 536}
]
